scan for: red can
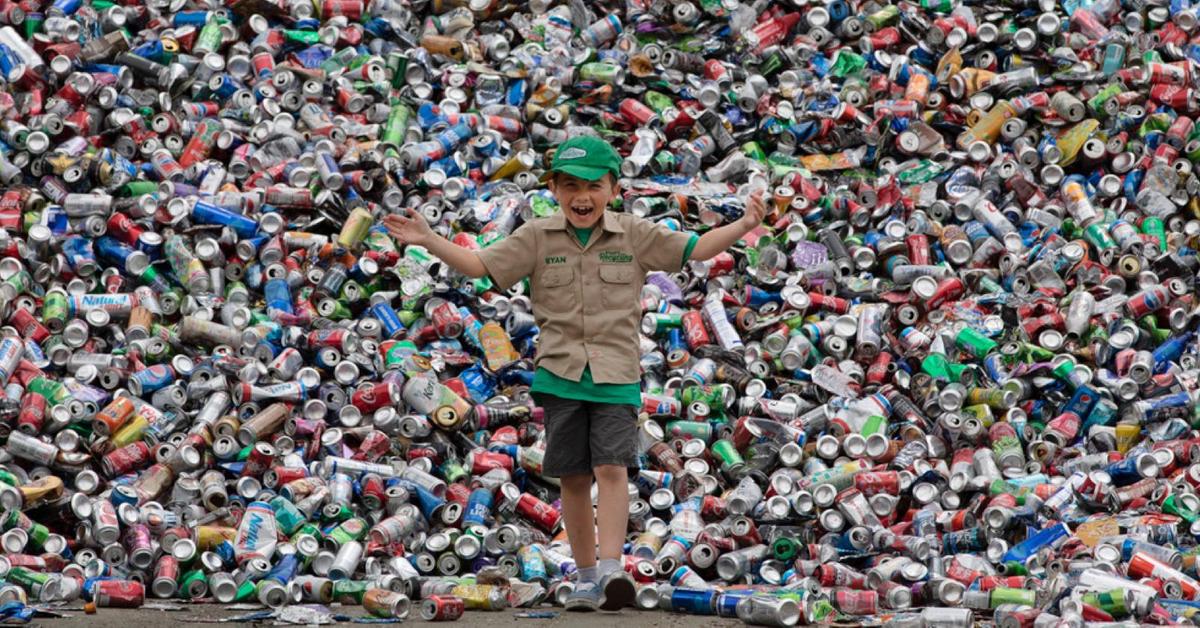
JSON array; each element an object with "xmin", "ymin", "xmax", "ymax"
[
  {"xmin": 349, "ymin": 382, "xmax": 399, "ymax": 414},
  {"xmin": 865, "ymin": 352, "xmax": 893, "ymax": 387},
  {"xmin": 444, "ymin": 482, "xmax": 470, "ymax": 506},
  {"xmin": 1150, "ymin": 84, "xmax": 1192, "ymax": 109},
  {"xmin": 700, "ymin": 494, "xmax": 727, "ymax": 520},
  {"xmin": 360, "ymin": 473, "xmax": 388, "ymax": 510},
  {"xmin": 680, "ymin": 310, "xmax": 710, "ymax": 350},
  {"xmin": 241, "ymin": 442, "xmax": 276, "ymax": 478},
  {"xmin": 854, "ymin": 471, "xmax": 901, "ymax": 496},
  {"xmin": 106, "ymin": 212, "xmax": 144, "ymax": 246},
  {"xmin": 904, "ymin": 234, "xmax": 931, "ymax": 265},
  {"xmin": 515, "ymin": 492, "xmax": 560, "ymax": 533},
  {"xmin": 92, "ymin": 579, "xmax": 145, "ymax": 608},
  {"xmin": 16, "ymin": 391, "xmax": 46, "ymax": 434},
  {"xmin": 703, "ymin": 59, "xmax": 728, "ymax": 83},
  {"xmin": 102, "ymin": 441, "xmax": 153, "ymax": 477},
  {"xmin": 470, "ymin": 450, "xmax": 514, "ymax": 474},
  {"xmin": 428, "ymin": 301, "xmax": 464, "ymax": 338},
  {"xmin": 421, "ymin": 595, "xmax": 465, "ymax": 621},
  {"xmin": 619, "ymin": 97, "xmax": 657, "ymax": 126},
  {"xmin": 152, "ymin": 554, "xmax": 179, "ymax": 598},
  {"xmin": 833, "ymin": 588, "xmax": 878, "ymax": 615},
  {"xmin": 925, "ymin": 277, "xmax": 965, "ymax": 310},
  {"xmin": 10, "ymin": 307, "xmax": 49, "ymax": 342},
  {"xmin": 354, "ymin": 431, "xmax": 391, "ymax": 462},
  {"xmin": 321, "ymin": 0, "xmax": 363, "ymax": 20}
]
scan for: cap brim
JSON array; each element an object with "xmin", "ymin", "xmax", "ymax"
[{"xmin": 541, "ymin": 164, "xmax": 613, "ymax": 183}]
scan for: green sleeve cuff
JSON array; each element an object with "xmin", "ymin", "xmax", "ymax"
[{"xmin": 682, "ymin": 232, "xmax": 699, "ymax": 266}]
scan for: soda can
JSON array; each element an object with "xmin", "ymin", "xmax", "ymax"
[{"xmin": 421, "ymin": 594, "xmax": 465, "ymax": 621}]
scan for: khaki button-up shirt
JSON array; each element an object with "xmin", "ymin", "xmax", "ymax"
[{"xmin": 476, "ymin": 211, "xmax": 693, "ymax": 384}]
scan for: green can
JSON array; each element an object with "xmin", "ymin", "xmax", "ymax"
[
  {"xmin": 283, "ymin": 28, "xmax": 321, "ymax": 45},
  {"xmin": 382, "ymin": 104, "xmax": 411, "ymax": 148},
  {"xmin": 42, "ymin": 290, "xmax": 68, "ymax": 330},
  {"xmin": 1083, "ymin": 222, "xmax": 1117, "ymax": 252},
  {"xmin": 644, "ymin": 91, "xmax": 674, "ymax": 114},
  {"xmin": 271, "ymin": 496, "xmax": 308, "ymax": 536},
  {"xmin": 195, "ymin": 19, "xmax": 225, "ymax": 53},
  {"xmin": 711, "ymin": 438, "xmax": 744, "ymax": 470},
  {"xmin": 955, "ymin": 326, "xmax": 998, "ymax": 358},
  {"xmin": 578, "ymin": 62, "xmax": 624, "ymax": 85},
  {"xmin": 120, "ymin": 180, "xmax": 159, "ymax": 197},
  {"xmin": 641, "ymin": 312, "xmax": 682, "ymax": 336},
  {"xmin": 326, "ymin": 517, "xmax": 368, "ymax": 548},
  {"xmin": 1081, "ymin": 590, "xmax": 1128, "ymax": 617},
  {"xmin": 386, "ymin": 51, "xmax": 409, "ymax": 89},
  {"xmin": 333, "ymin": 579, "xmax": 372, "ymax": 604},
  {"xmin": 865, "ymin": 4, "xmax": 900, "ymax": 28},
  {"xmin": 772, "ymin": 536, "xmax": 800, "ymax": 562},
  {"xmin": 665, "ymin": 420, "xmax": 714, "ymax": 441},
  {"xmin": 24, "ymin": 13, "xmax": 44, "ymax": 38},
  {"xmin": 1140, "ymin": 216, "xmax": 1167, "ymax": 254},
  {"xmin": 989, "ymin": 586, "xmax": 1035, "ymax": 608},
  {"xmin": 180, "ymin": 569, "xmax": 208, "ymax": 599},
  {"xmin": 442, "ymin": 458, "xmax": 469, "ymax": 485},
  {"xmin": 1087, "ymin": 83, "xmax": 1121, "ymax": 117}
]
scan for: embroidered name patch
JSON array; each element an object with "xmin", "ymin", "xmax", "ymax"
[{"xmin": 544, "ymin": 256, "xmax": 567, "ymax": 264}]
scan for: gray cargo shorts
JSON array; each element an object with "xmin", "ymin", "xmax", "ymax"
[{"xmin": 531, "ymin": 392, "xmax": 639, "ymax": 478}]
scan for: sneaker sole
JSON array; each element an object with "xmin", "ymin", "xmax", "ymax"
[
  {"xmin": 565, "ymin": 599, "xmax": 601, "ymax": 612},
  {"xmin": 600, "ymin": 576, "xmax": 635, "ymax": 611}
]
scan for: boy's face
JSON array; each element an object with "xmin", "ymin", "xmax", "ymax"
[{"xmin": 548, "ymin": 172, "xmax": 619, "ymax": 229}]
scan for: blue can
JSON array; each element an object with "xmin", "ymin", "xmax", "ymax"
[
  {"xmin": 265, "ymin": 278, "xmax": 294, "ymax": 315},
  {"xmin": 459, "ymin": 364, "xmax": 494, "ymax": 403},
  {"xmin": 110, "ymin": 484, "xmax": 140, "ymax": 509},
  {"xmin": 192, "ymin": 200, "xmax": 259, "ymax": 238},
  {"xmin": 129, "ymin": 364, "xmax": 175, "ymax": 395},
  {"xmin": 411, "ymin": 483, "xmax": 445, "ymax": 521},
  {"xmin": 463, "ymin": 487, "xmax": 493, "ymax": 528},
  {"xmin": 369, "ymin": 302, "xmax": 405, "ymax": 339},
  {"xmin": 215, "ymin": 540, "xmax": 236, "ymax": 566},
  {"xmin": 62, "ymin": 236, "xmax": 97, "ymax": 273},
  {"xmin": 670, "ymin": 588, "xmax": 718, "ymax": 615},
  {"xmin": 715, "ymin": 590, "xmax": 754, "ymax": 618}
]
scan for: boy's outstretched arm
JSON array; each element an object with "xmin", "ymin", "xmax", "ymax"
[
  {"xmin": 688, "ymin": 190, "xmax": 768, "ymax": 261},
  {"xmin": 383, "ymin": 209, "xmax": 488, "ymax": 278}
]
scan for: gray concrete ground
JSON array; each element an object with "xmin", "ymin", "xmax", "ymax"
[{"xmin": 28, "ymin": 605, "xmax": 746, "ymax": 627}]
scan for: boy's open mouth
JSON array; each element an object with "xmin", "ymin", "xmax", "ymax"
[{"xmin": 569, "ymin": 203, "xmax": 595, "ymax": 218}]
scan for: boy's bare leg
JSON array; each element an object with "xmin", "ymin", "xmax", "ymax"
[
  {"xmin": 593, "ymin": 464, "xmax": 629, "ymax": 562},
  {"xmin": 559, "ymin": 472, "xmax": 598, "ymax": 570}
]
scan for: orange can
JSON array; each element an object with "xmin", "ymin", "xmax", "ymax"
[{"xmin": 93, "ymin": 396, "xmax": 136, "ymax": 437}]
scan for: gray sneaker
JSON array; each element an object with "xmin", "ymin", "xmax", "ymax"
[
  {"xmin": 599, "ymin": 570, "xmax": 635, "ymax": 611},
  {"xmin": 565, "ymin": 581, "xmax": 602, "ymax": 612}
]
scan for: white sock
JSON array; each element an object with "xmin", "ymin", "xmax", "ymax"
[
  {"xmin": 577, "ymin": 565, "xmax": 598, "ymax": 583},
  {"xmin": 598, "ymin": 558, "xmax": 622, "ymax": 577}
]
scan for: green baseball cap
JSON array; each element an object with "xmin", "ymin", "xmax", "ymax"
[{"xmin": 542, "ymin": 136, "xmax": 621, "ymax": 182}]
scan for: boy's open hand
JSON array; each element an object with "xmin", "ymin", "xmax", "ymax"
[
  {"xmin": 740, "ymin": 189, "xmax": 767, "ymax": 228},
  {"xmin": 383, "ymin": 209, "xmax": 433, "ymax": 246}
]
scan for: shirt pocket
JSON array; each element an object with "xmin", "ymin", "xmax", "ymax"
[
  {"xmin": 536, "ymin": 266, "xmax": 576, "ymax": 314},
  {"xmin": 599, "ymin": 264, "xmax": 636, "ymax": 309}
]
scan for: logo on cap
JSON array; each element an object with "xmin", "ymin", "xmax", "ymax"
[{"xmin": 558, "ymin": 147, "xmax": 587, "ymax": 160}]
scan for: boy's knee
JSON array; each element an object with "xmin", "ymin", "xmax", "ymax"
[
  {"xmin": 560, "ymin": 473, "xmax": 593, "ymax": 492},
  {"xmin": 592, "ymin": 465, "xmax": 628, "ymax": 484}
]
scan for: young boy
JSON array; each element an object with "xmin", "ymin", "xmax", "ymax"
[{"xmin": 384, "ymin": 136, "xmax": 766, "ymax": 611}]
